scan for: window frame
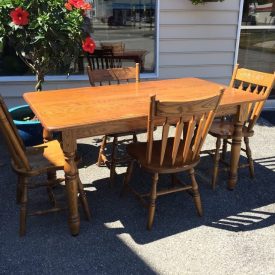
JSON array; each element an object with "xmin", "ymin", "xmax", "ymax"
[
  {"xmin": 234, "ymin": 0, "xmax": 275, "ymax": 65},
  {"xmin": 0, "ymin": 0, "xmax": 160, "ymax": 83},
  {"xmin": 234, "ymin": 0, "xmax": 275, "ymax": 100}
]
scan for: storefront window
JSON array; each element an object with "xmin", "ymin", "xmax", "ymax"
[
  {"xmin": 0, "ymin": 0, "xmax": 156, "ymax": 76},
  {"xmin": 87, "ymin": 0, "xmax": 156, "ymax": 73},
  {"xmin": 238, "ymin": 0, "xmax": 275, "ymax": 73}
]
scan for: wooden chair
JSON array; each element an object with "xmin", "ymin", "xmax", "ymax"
[
  {"xmin": 86, "ymin": 48, "xmax": 122, "ymax": 70},
  {"xmin": 101, "ymin": 42, "xmax": 125, "ymax": 54},
  {"xmin": 87, "ymin": 66, "xmax": 117, "ymax": 86},
  {"xmin": 121, "ymin": 91, "xmax": 224, "ymax": 230},
  {"xmin": 0, "ymin": 95, "xmax": 91, "ymax": 236},
  {"xmin": 87, "ymin": 63, "xmax": 140, "ymax": 184},
  {"xmin": 209, "ymin": 65, "xmax": 275, "ymax": 189}
]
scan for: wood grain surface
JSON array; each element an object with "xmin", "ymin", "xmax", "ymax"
[{"xmin": 23, "ymin": 78, "xmax": 265, "ymax": 134}]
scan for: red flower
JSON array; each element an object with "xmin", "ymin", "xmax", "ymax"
[
  {"xmin": 10, "ymin": 7, "xmax": 29, "ymax": 26},
  {"xmin": 65, "ymin": 2, "xmax": 73, "ymax": 10},
  {"xmin": 82, "ymin": 37, "xmax": 96, "ymax": 54},
  {"xmin": 81, "ymin": 2, "xmax": 92, "ymax": 10},
  {"xmin": 68, "ymin": 0, "xmax": 92, "ymax": 10},
  {"xmin": 68, "ymin": 0, "xmax": 84, "ymax": 9}
]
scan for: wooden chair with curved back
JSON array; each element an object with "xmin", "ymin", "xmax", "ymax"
[
  {"xmin": 0, "ymin": 95, "xmax": 91, "ymax": 236},
  {"xmin": 209, "ymin": 65, "xmax": 275, "ymax": 189},
  {"xmin": 87, "ymin": 63, "xmax": 140, "ymax": 185},
  {"xmin": 86, "ymin": 48, "xmax": 122, "ymax": 70},
  {"xmin": 121, "ymin": 91, "xmax": 224, "ymax": 230}
]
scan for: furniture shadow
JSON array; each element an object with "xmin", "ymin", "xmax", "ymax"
[
  {"xmin": 1, "ymin": 136, "xmax": 274, "ymax": 273},
  {"xmin": 199, "ymin": 154, "xmax": 275, "ymax": 233},
  {"xmin": 0, "ymin": 152, "xmax": 156, "ymax": 273},
  {"xmin": 77, "ymin": 136, "xmax": 135, "ymax": 169},
  {"xmin": 88, "ymin": 154, "xmax": 275, "ymax": 244},
  {"xmin": 76, "ymin": 141, "xmax": 100, "ymax": 167},
  {"xmin": 260, "ymin": 112, "xmax": 275, "ymax": 126}
]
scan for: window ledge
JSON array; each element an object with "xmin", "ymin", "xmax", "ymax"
[
  {"xmin": 0, "ymin": 73, "xmax": 158, "ymax": 83},
  {"xmin": 0, "ymin": 75, "xmax": 88, "ymax": 82}
]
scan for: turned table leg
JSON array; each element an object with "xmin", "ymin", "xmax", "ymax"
[
  {"xmin": 62, "ymin": 131, "xmax": 80, "ymax": 236},
  {"xmin": 228, "ymin": 104, "xmax": 249, "ymax": 190},
  {"xmin": 43, "ymin": 128, "xmax": 57, "ymax": 182},
  {"xmin": 228, "ymin": 121, "xmax": 243, "ymax": 190}
]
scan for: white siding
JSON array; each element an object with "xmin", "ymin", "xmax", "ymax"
[
  {"xmin": 0, "ymin": 79, "xmax": 90, "ymax": 107},
  {"xmin": 159, "ymin": 0, "xmax": 241, "ymax": 85}
]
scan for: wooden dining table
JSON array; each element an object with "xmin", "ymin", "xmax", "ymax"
[{"xmin": 23, "ymin": 78, "xmax": 265, "ymax": 236}]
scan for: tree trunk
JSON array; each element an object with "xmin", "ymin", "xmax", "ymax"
[{"xmin": 35, "ymin": 72, "xmax": 44, "ymax": 91}]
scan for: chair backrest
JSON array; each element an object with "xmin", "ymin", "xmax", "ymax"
[
  {"xmin": 146, "ymin": 91, "xmax": 224, "ymax": 166},
  {"xmin": 101, "ymin": 42, "xmax": 125, "ymax": 54},
  {"xmin": 87, "ymin": 63, "xmax": 140, "ymax": 86},
  {"xmin": 0, "ymin": 95, "xmax": 31, "ymax": 170},
  {"xmin": 230, "ymin": 64, "xmax": 275, "ymax": 131},
  {"xmin": 112, "ymin": 64, "xmax": 140, "ymax": 83},
  {"xmin": 86, "ymin": 48, "xmax": 122, "ymax": 70},
  {"xmin": 87, "ymin": 67, "xmax": 117, "ymax": 86}
]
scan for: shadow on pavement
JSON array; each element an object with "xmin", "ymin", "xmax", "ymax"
[
  {"xmin": 87, "ymin": 153, "xmax": 275, "ymax": 244},
  {"xmin": 0, "ymin": 136, "xmax": 156, "ymax": 274},
  {"xmin": 1, "ymin": 134, "xmax": 275, "ymax": 272}
]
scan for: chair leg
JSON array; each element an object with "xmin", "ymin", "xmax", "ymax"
[
  {"xmin": 244, "ymin": 137, "xmax": 255, "ymax": 178},
  {"xmin": 133, "ymin": 133, "xmax": 138, "ymax": 143},
  {"xmin": 16, "ymin": 175, "xmax": 23, "ymax": 204},
  {"xmin": 221, "ymin": 139, "xmax": 227, "ymax": 161},
  {"xmin": 46, "ymin": 171, "xmax": 57, "ymax": 207},
  {"xmin": 77, "ymin": 176, "xmax": 92, "ymax": 221},
  {"xmin": 97, "ymin": 135, "xmax": 107, "ymax": 167},
  {"xmin": 19, "ymin": 177, "xmax": 28, "ymax": 237},
  {"xmin": 189, "ymin": 169, "xmax": 203, "ymax": 217},
  {"xmin": 212, "ymin": 137, "xmax": 222, "ymax": 190},
  {"xmin": 170, "ymin": 174, "xmax": 177, "ymax": 187},
  {"xmin": 46, "ymin": 186, "xmax": 57, "ymax": 207},
  {"xmin": 110, "ymin": 136, "xmax": 118, "ymax": 186},
  {"xmin": 120, "ymin": 160, "xmax": 135, "ymax": 197},
  {"xmin": 147, "ymin": 173, "xmax": 158, "ymax": 230}
]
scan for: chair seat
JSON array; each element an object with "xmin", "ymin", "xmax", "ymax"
[
  {"xmin": 24, "ymin": 140, "xmax": 65, "ymax": 173},
  {"xmin": 209, "ymin": 121, "xmax": 254, "ymax": 139},
  {"xmin": 127, "ymin": 138, "xmax": 199, "ymax": 173}
]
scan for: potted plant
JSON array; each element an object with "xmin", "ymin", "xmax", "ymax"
[
  {"xmin": 0, "ymin": 0, "xmax": 96, "ymax": 145},
  {"xmin": 190, "ymin": 0, "xmax": 225, "ymax": 4}
]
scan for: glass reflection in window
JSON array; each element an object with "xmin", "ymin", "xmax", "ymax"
[
  {"xmin": 238, "ymin": 0, "xmax": 275, "ymax": 74},
  {"xmin": 242, "ymin": 0, "xmax": 275, "ymax": 26},
  {"xmin": 0, "ymin": 0, "xmax": 156, "ymax": 76},
  {"xmin": 89, "ymin": 0, "xmax": 156, "ymax": 73}
]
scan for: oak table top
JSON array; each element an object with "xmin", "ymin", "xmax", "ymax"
[
  {"xmin": 23, "ymin": 77, "xmax": 265, "ymax": 236},
  {"xmin": 23, "ymin": 78, "xmax": 264, "ymax": 133}
]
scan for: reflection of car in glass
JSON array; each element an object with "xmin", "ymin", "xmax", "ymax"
[
  {"xmin": 108, "ymin": 14, "xmax": 127, "ymax": 26},
  {"xmin": 248, "ymin": 2, "xmax": 275, "ymax": 25},
  {"xmin": 145, "ymin": 16, "xmax": 154, "ymax": 24},
  {"xmin": 107, "ymin": 16, "xmax": 114, "ymax": 26}
]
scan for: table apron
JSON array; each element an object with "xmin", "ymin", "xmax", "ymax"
[
  {"xmin": 68, "ymin": 116, "xmax": 148, "ymax": 139},
  {"xmin": 59, "ymin": 105, "xmax": 242, "ymax": 140},
  {"xmin": 216, "ymin": 105, "xmax": 238, "ymax": 117}
]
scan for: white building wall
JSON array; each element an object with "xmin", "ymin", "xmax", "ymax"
[
  {"xmin": 0, "ymin": 78, "xmax": 90, "ymax": 107},
  {"xmin": 159, "ymin": 0, "xmax": 240, "ymax": 84},
  {"xmin": 0, "ymin": 0, "xmax": 241, "ymax": 107}
]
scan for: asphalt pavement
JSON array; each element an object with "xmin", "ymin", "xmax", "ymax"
[{"xmin": 0, "ymin": 118, "xmax": 275, "ymax": 274}]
